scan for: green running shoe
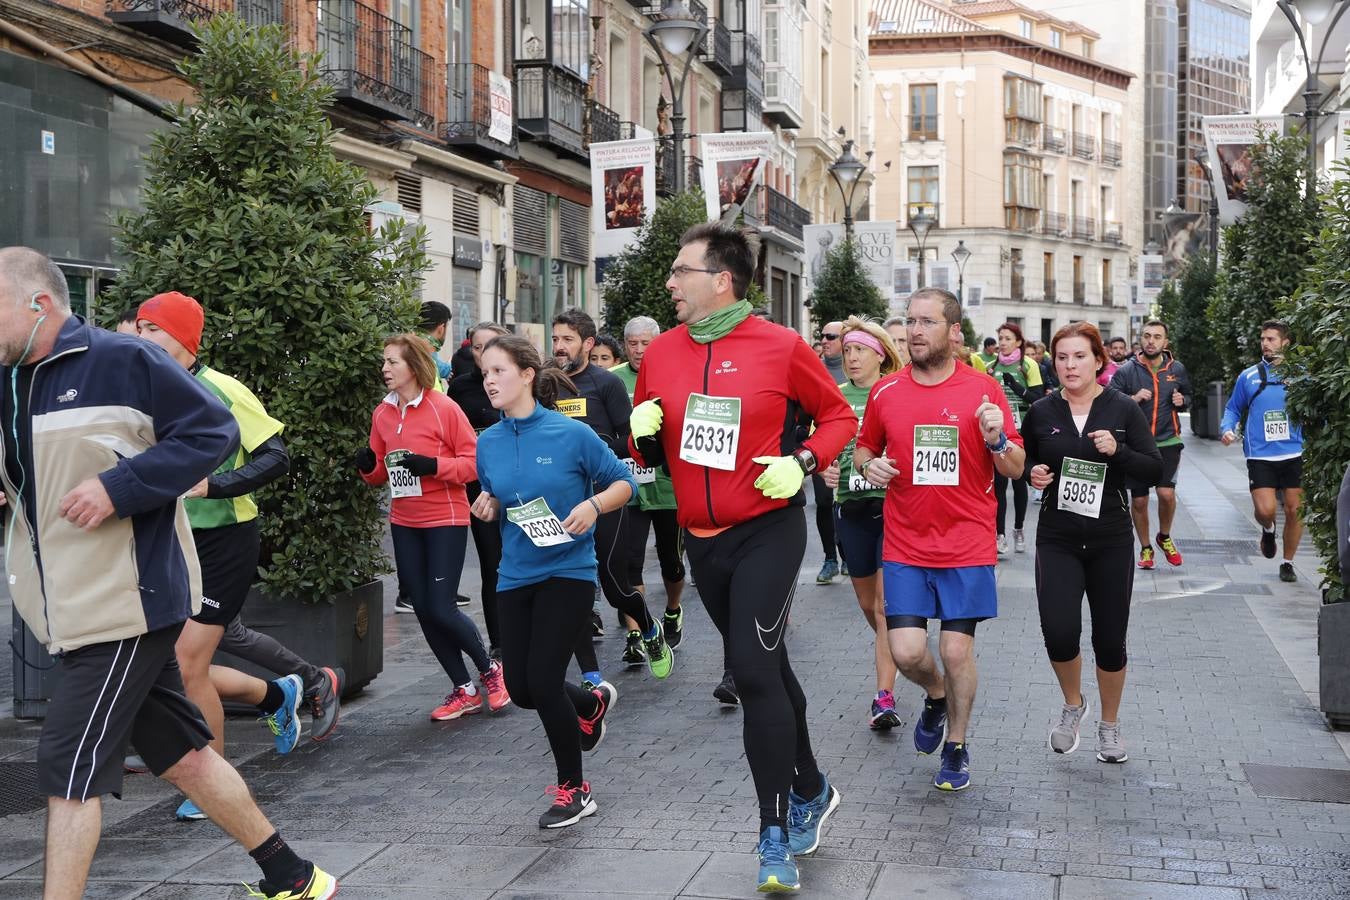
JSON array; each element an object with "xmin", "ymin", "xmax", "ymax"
[
  {"xmin": 643, "ymin": 629, "xmax": 674, "ymax": 680},
  {"xmin": 663, "ymin": 607, "xmax": 684, "ymax": 649}
]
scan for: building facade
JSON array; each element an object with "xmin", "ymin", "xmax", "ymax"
[
  {"xmin": 1252, "ymin": 0, "xmax": 1345, "ymax": 180},
  {"xmin": 869, "ymin": 0, "xmax": 1135, "ymax": 343}
]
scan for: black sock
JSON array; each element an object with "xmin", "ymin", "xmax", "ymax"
[
  {"xmin": 1157, "ymin": 532, "xmax": 1169, "ymax": 541},
  {"xmin": 256, "ymin": 681, "xmax": 285, "ymax": 716},
  {"xmin": 928, "ymin": 694, "xmax": 947, "ymax": 709},
  {"xmin": 792, "ymin": 769, "xmax": 824, "ymax": 801},
  {"xmin": 249, "ymin": 832, "xmax": 309, "ymax": 888}
]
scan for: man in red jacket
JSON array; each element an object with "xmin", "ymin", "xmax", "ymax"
[{"xmin": 628, "ymin": 223, "xmax": 855, "ymax": 892}]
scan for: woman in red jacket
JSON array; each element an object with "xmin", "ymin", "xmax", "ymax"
[{"xmin": 356, "ymin": 334, "xmax": 509, "ymax": 721}]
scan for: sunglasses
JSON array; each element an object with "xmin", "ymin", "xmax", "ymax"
[{"xmin": 820, "ymin": 333, "xmax": 840, "ymax": 341}]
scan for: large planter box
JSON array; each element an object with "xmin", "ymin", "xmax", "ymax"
[
  {"xmin": 11, "ymin": 609, "xmax": 62, "ymax": 720},
  {"xmin": 1319, "ymin": 600, "xmax": 1350, "ymax": 730},
  {"xmin": 213, "ymin": 579, "xmax": 383, "ymax": 698}
]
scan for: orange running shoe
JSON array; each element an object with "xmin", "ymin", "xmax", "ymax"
[
  {"xmin": 481, "ymin": 659, "xmax": 511, "ymax": 712},
  {"xmin": 430, "ymin": 686, "xmax": 483, "ymax": 721}
]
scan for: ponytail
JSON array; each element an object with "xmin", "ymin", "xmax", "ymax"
[{"xmin": 482, "ymin": 334, "xmax": 577, "ymax": 410}]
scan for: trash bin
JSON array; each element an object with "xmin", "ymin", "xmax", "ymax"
[
  {"xmin": 1204, "ymin": 380, "xmax": 1226, "ymax": 439},
  {"xmin": 11, "ymin": 607, "xmax": 60, "ymax": 720}
]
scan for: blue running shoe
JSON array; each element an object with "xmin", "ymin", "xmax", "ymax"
[
  {"xmin": 935, "ymin": 741, "xmax": 971, "ymax": 792},
  {"xmin": 263, "ymin": 674, "xmax": 303, "ymax": 754},
  {"xmin": 175, "ymin": 798, "xmax": 207, "ymax": 821},
  {"xmin": 756, "ymin": 826, "xmax": 800, "ymax": 892},
  {"xmin": 913, "ymin": 695, "xmax": 947, "ymax": 755},
  {"xmin": 787, "ymin": 777, "xmax": 840, "ymax": 855}
]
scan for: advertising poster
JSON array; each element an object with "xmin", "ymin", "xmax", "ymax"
[
  {"xmin": 590, "ymin": 138, "xmax": 657, "ymax": 259},
  {"xmin": 893, "ymin": 262, "xmax": 918, "ymax": 312},
  {"xmin": 1136, "ymin": 253, "xmax": 1165, "ymax": 313},
  {"xmin": 802, "ymin": 222, "xmax": 894, "ymax": 304},
  {"xmin": 488, "ymin": 71, "xmax": 514, "ymax": 145},
  {"xmin": 1201, "ymin": 115, "xmax": 1284, "ymax": 224},
  {"xmin": 699, "ymin": 131, "xmax": 774, "ymax": 222}
]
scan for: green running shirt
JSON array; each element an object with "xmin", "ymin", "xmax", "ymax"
[{"xmin": 185, "ymin": 366, "xmax": 285, "ymax": 529}]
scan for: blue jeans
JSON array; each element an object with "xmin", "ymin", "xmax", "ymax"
[{"xmin": 390, "ymin": 523, "xmax": 489, "ymax": 686}]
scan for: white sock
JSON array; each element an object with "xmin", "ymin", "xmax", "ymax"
[
  {"xmin": 1262, "ymin": 524, "xmax": 1276, "ymax": 534},
  {"xmin": 461, "ymin": 682, "xmax": 478, "ymax": 696}
]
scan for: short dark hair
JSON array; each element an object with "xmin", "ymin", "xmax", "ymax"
[
  {"xmin": 909, "ymin": 287, "xmax": 962, "ymax": 327},
  {"xmin": 419, "ymin": 300, "xmax": 451, "ymax": 331},
  {"xmin": 552, "ymin": 307, "xmax": 597, "ymax": 343},
  {"xmin": 592, "ymin": 333, "xmax": 622, "ymax": 360},
  {"xmin": 982, "ymin": 336, "xmax": 997, "ymax": 349},
  {"xmin": 679, "ymin": 223, "xmax": 758, "ymax": 300},
  {"xmin": 1260, "ymin": 319, "xmax": 1290, "ymax": 341},
  {"xmin": 1107, "ymin": 335, "xmax": 1128, "ymax": 347},
  {"xmin": 1143, "ymin": 319, "xmax": 1168, "ymax": 336},
  {"xmin": 119, "ymin": 307, "xmax": 139, "ymax": 325}
]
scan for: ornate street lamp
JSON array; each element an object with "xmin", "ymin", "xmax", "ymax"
[
  {"xmin": 827, "ymin": 140, "xmax": 869, "ymax": 238},
  {"xmin": 907, "ymin": 208, "xmax": 935, "ymax": 287},
  {"xmin": 645, "ymin": 3, "xmax": 707, "ymax": 194},
  {"xmin": 1194, "ymin": 150, "xmax": 1220, "ymax": 270},
  {"xmin": 951, "ymin": 239, "xmax": 972, "ymax": 304},
  {"xmin": 1274, "ymin": 0, "xmax": 1350, "ymax": 201}
]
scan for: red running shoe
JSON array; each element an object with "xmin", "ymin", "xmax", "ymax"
[
  {"xmin": 430, "ymin": 686, "xmax": 483, "ymax": 721},
  {"xmin": 1138, "ymin": 546, "xmax": 1155, "ymax": 570},
  {"xmin": 1156, "ymin": 533, "xmax": 1183, "ymax": 567},
  {"xmin": 481, "ymin": 659, "xmax": 511, "ymax": 712}
]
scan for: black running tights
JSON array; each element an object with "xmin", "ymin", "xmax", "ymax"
[
  {"xmin": 390, "ymin": 524, "xmax": 490, "ymax": 686},
  {"xmin": 995, "ymin": 471, "xmax": 1030, "ymax": 534},
  {"xmin": 684, "ymin": 505, "xmax": 822, "ymax": 832},
  {"xmin": 466, "ymin": 480, "xmax": 502, "ymax": 649},
  {"xmin": 811, "ymin": 473, "xmax": 838, "ymax": 562},
  {"xmin": 574, "ymin": 506, "xmax": 654, "ymax": 672},
  {"xmin": 1034, "ymin": 536, "xmax": 1134, "ymax": 672},
  {"xmin": 497, "ymin": 578, "xmax": 601, "ymax": 788}
]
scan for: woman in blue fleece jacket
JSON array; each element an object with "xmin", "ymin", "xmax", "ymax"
[{"xmin": 470, "ymin": 334, "xmax": 637, "ymax": 830}]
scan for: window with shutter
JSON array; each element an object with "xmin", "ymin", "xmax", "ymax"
[
  {"xmin": 395, "ymin": 172, "xmax": 422, "ymax": 213},
  {"xmin": 453, "ymin": 187, "xmax": 480, "ymax": 234},
  {"xmin": 514, "ymin": 186, "xmax": 547, "ymax": 255},
  {"xmin": 557, "ymin": 199, "xmax": 590, "ymax": 264}
]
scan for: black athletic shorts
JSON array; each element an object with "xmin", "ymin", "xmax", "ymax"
[
  {"xmin": 38, "ymin": 623, "xmax": 213, "ymax": 801},
  {"xmin": 1247, "ymin": 457, "xmax": 1303, "ymax": 491},
  {"xmin": 1129, "ymin": 444, "xmax": 1182, "ymax": 498},
  {"xmin": 191, "ymin": 519, "xmax": 261, "ymax": 626}
]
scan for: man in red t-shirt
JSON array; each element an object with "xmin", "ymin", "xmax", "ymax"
[{"xmin": 853, "ymin": 287, "xmax": 1025, "ymax": 793}]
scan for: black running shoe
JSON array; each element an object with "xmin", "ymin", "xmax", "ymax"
[
  {"xmin": 1280, "ymin": 562, "xmax": 1297, "ymax": 582},
  {"xmin": 539, "ymin": 781, "xmax": 597, "ymax": 829},
  {"xmin": 590, "ymin": 610, "xmax": 604, "ymax": 639},
  {"xmin": 305, "ymin": 666, "xmax": 343, "ymax": 742},
  {"xmin": 621, "ymin": 630, "xmax": 645, "ymax": 667},
  {"xmin": 713, "ymin": 669, "xmax": 739, "ymax": 706},
  {"xmin": 663, "ymin": 608, "xmax": 684, "ymax": 649},
  {"xmin": 578, "ymin": 682, "xmax": 616, "ymax": 752},
  {"xmin": 394, "ymin": 594, "xmax": 415, "ymax": 614},
  {"xmin": 456, "ymin": 593, "xmax": 471, "ymax": 608},
  {"xmin": 1260, "ymin": 529, "xmax": 1277, "ymax": 559}
]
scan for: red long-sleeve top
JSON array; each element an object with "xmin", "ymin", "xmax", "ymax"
[{"xmin": 361, "ymin": 389, "xmax": 478, "ymax": 527}]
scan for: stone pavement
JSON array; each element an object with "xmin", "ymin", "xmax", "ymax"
[{"xmin": 0, "ymin": 431, "xmax": 1347, "ymax": 898}]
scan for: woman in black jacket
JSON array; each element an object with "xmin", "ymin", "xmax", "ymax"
[{"xmin": 1023, "ymin": 322, "xmax": 1162, "ymax": 765}]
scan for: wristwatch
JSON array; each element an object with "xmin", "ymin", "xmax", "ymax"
[{"xmin": 792, "ymin": 449, "xmax": 819, "ymax": 475}]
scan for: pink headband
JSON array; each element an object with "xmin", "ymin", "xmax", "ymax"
[{"xmin": 842, "ymin": 330, "xmax": 885, "ymax": 358}]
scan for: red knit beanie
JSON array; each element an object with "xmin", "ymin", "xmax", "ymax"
[{"xmin": 137, "ymin": 291, "xmax": 204, "ymax": 357}]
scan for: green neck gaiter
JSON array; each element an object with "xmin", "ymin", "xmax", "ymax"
[{"xmin": 687, "ymin": 300, "xmax": 752, "ymax": 344}]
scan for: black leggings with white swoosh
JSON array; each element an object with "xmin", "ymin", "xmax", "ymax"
[{"xmin": 684, "ymin": 505, "xmax": 822, "ymax": 833}]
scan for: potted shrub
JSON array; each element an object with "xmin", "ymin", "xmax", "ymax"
[
  {"xmin": 1157, "ymin": 257, "xmax": 1221, "ymax": 437},
  {"xmin": 100, "ymin": 15, "xmax": 428, "ymax": 694}
]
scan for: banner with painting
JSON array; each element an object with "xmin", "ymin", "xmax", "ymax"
[
  {"xmin": 1201, "ymin": 115, "xmax": 1284, "ymax": 225},
  {"xmin": 699, "ymin": 131, "xmax": 774, "ymax": 222},
  {"xmin": 590, "ymin": 138, "xmax": 657, "ymax": 259}
]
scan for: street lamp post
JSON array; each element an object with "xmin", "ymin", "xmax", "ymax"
[
  {"xmin": 951, "ymin": 239, "xmax": 972, "ymax": 305},
  {"xmin": 1194, "ymin": 151, "xmax": 1221, "ymax": 270},
  {"xmin": 644, "ymin": 4, "xmax": 707, "ymax": 195},
  {"xmin": 907, "ymin": 208, "xmax": 935, "ymax": 287},
  {"xmin": 1274, "ymin": 0, "xmax": 1350, "ymax": 202},
  {"xmin": 827, "ymin": 139, "xmax": 870, "ymax": 239}
]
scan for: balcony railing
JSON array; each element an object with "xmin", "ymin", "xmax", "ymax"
[
  {"xmin": 444, "ymin": 63, "xmax": 518, "ymax": 159},
  {"xmin": 1072, "ymin": 131, "xmax": 1096, "ymax": 160},
  {"xmin": 1101, "ymin": 138, "xmax": 1122, "ymax": 166},
  {"xmin": 634, "ymin": 0, "xmax": 706, "ymax": 24},
  {"xmin": 1041, "ymin": 126, "xmax": 1066, "ymax": 153},
  {"xmin": 704, "ymin": 18, "xmax": 733, "ymax": 75},
  {"xmin": 1041, "ymin": 211, "xmax": 1066, "ymax": 237},
  {"xmin": 730, "ymin": 32, "xmax": 764, "ymax": 97},
  {"xmin": 764, "ymin": 65, "xmax": 804, "ymax": 128},
  {"xmin": 1073, "ymin": 281, "xmax": 1086, "ymax": 304},
  {"xmin": 1103, "ymin": 221, "xmax": 1123, "ymax": 244},
  {"xmin": 515, "ymin": 60, "xmax": 586, "ymax": 159},
  {"xmin": 765, "ymin": 186, "xmax": 810, "ymax": 239},
  {"xmin": 587, "ymin": 97, "xmax": 621, "ymax": 146},
  {"xmin": 656, "ymin": 138, "xmax": 676, "ymax": 196},
  {"xmin": 314, "ymin": 0, "xmax": 430, "ymax": 123},
  {"xmin": 1011, "ymin": 272, "xmax": 1025, "ymax": 301},
  {"xmin": 1071, "ymin": 215, "xmax": 1095, "ymax": 240},
  {"xmin": 107, "ymin": 0, "xmax": 282, "ymax": 45},
  {"xmin": 909, "ymin": 115, "xmax": 938, "ymax": 141},
  {"xmin": 1043, "ymin": 279, "xmax": 1056, "ymax": 302},
  {"xmin": 1103, "ymin": 284, "xmax": 1115, "ymax": 306}
]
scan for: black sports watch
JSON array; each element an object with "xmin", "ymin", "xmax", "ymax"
[{"xmin": 793, "ymin": 449, "xmax": 819, "ymax": 475}]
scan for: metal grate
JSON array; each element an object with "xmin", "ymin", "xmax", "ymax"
[
  {"xmin": 453, "ymin": 187, "xmax": 479, "ymax": 235},
  {"xmin": 557, "ymin": 199, "xmax": 590, "ymax": 264},
  {"xmin": 395, "ymin": 172, "xmax": 422, "ymax": 213},
  {"xmin": 513, "ymin": 187, "xmax": 547, "ymax": 255},
  {"xmin": 1242, "ymin": 763, "xmax": 1350, "ymax": 804},
  {"xmin": 0, "ymin": 763, "xmax": 45, "ymax": 816}
]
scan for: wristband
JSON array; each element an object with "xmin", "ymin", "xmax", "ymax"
[
  {"xmin": 588, "ymin": 497, "xmax": 602, "ymax": 516},
  {"xmin": 986, "ymin": 432, "xmax": 1009, "ymax": 454}
]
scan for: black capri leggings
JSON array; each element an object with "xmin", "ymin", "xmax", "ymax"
[
  {"xmin": 995, "ymin": 471, "xmax": 1030, "ymax": 534},
  {"xmin": 626, "ymin": 506, "xmax": 686, "ymax": 587},
  {"xmin": 390, "ymin": 523, "xmax": 491, "ymax": 686},
  {"xmin": 685, "ymin": 505, "xmax": 823, "ymax": 833},
  {"xmin": 466, "ymin": 480, "xmax": 502, "ymax": 649},
  {"xmin": 574, "ymin": 506, "xmax": 656, "ymax": 672},
  {"xmin": 498, "ymin": 578, "xmax": 603, "ymax": 788},
  {"xmin": 811, "ymin": 473, "xmax": 838, "ymax": 562},
  {"xmin": 1034, "ymin": 535, "xmax": 1135, "ymax": 672}
]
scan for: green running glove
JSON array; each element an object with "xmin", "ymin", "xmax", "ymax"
[
  {"xmin": 752, "ymin": 456, "xmax": 805, "ymax": 500},
  {"xmin": 630, "ymin": 398, "xmax": 664, "ymax": 438}
]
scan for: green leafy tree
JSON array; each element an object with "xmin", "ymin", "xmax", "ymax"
[
  {"xmin": 1208, "ymin": 129, "xmax": 1319, "ymax": 382},
  {"xmin": 961, "ymin": 316, "xmax": 977, "ymax": 349},
  {"xmin": 1279, "ymin": 159, "xmax": 1350, "ymax": 599},
  {"xmin": 100, "ymin": 15, "xmax": 428, "ymax": 601},
  {"xmin": 600, "ymin": 190, "xmax": 765, "ymax": 332},
  {"xmin": 1157, "ymin": 257, "xmax": 1222, "ymax": 391},
  {"xmin": 808, "ymin": 238, "xmax": 887, "ymax": 331}
]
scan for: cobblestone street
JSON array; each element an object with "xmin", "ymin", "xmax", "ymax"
[{"xmin": 0, "ymin": 433, "xmax": 1346, "ymax": 898}]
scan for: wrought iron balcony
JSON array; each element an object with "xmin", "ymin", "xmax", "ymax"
[
  {"xmin": 765, "ymin": 186, "xmax": 809, "ymax": 239},
  {"xmin": 444, "ymin": 63, "xmax": 518, "ymax": 160},
  {"xmin": 1071, "ymin": 215, "xmax": 1096, "ymax": 241},
  {"xmin": 1073, "ymin": 281, "xmax": 1086, "ymax": 304},
  {"xmin": 1103, "ymin": 284, "xmax": 1115, "ymax": 305},
  {"xmin": 633, "ymin": 0, "xmax": 707, "ymax": 25},
  {"xmin": 1011, "ymin": 272, "xmax": 1025, "ymax": 301},
  {"xmin": 587, "ymin": 98, "xmax": 622, "ymax": 146},
  {"xmin": 1041, "ymin": 126, "xmax": 1066, "ymax": 153},
  {"xmin": 1101, "ymin": 138, "xmax": 1122, "ymax": 166},
  {"xmin": 515, "ymin": 60, "xmax": 587, "ymax": 160},
  {"xmin": 1103, "ymin": 221, "xmax": 1123, "ymax": 244},
  {"xmin": 656, "ymin": 138, "xmax": 676, "ymax": 197},
  {"xmin": 313, "ymin": 0, "xmax": 430, "ymax": 123},
  {"xmin": 728, "ymin": 32, "xmax": 764, "ymax": 98},
  {"xmin": 107, "ymin": 0, "xmax": 282, "ymax": 45},
  {"xmin": 1043, "ymin": 278, "xmax": 1056, "ymax": 302},
  {"xmin": 1072, "ymin": 131, "xmax": 1096, "ymax": 160},
  {"xmin": 1041, "ymin": 211, "xmax": 1066, "ymax": 236},
  {"xmin": 704, "ymin": 18, "xmax": 733, "ymax": 75}
]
